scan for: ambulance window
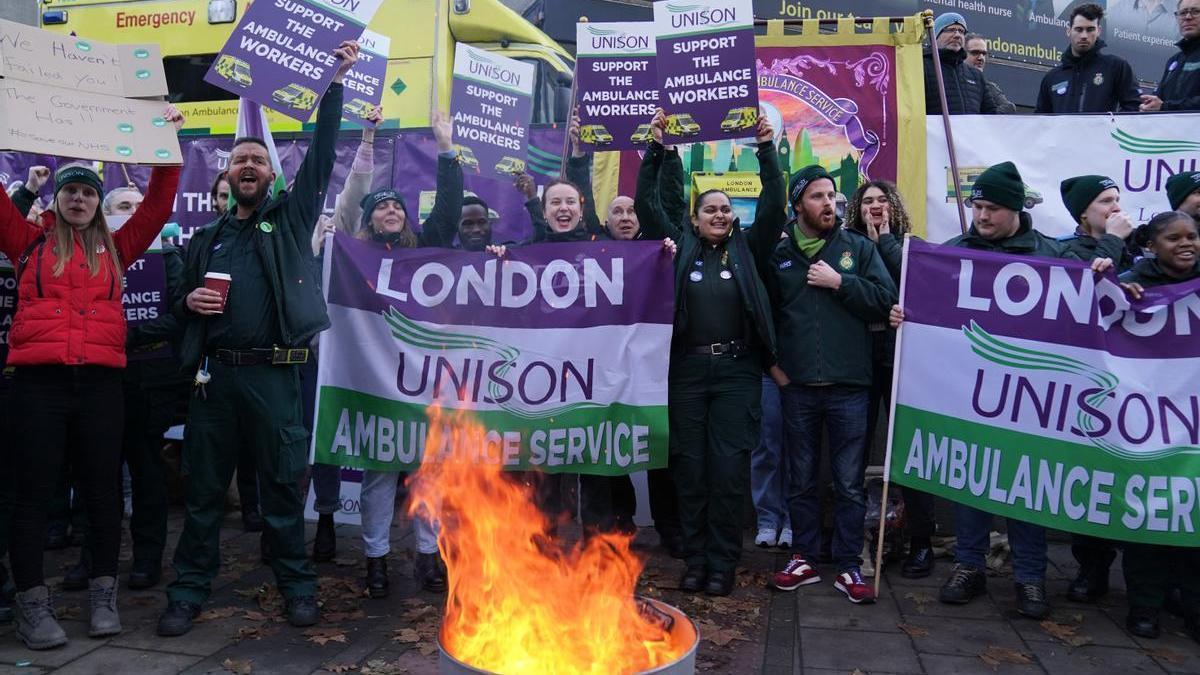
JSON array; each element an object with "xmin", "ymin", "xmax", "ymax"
[
  {"xmin": 164, "ymin": 55, "xmax": 236, "ymax": 103},
  {"xmin": 513, "ymin": 57, "xmax": 572, "ymax": 125}
]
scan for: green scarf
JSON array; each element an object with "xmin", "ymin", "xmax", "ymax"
[{"xmin": 792, "ymin": 222, "xmax": 826, "ymax": 258}]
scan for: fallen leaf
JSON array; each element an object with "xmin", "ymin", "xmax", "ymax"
[
  {"xmin": 696, "ymin": 620, "xmax": 744, "ymax": 647},
  {"xmin": 197, "ymin": 606, "xmax": 241, "ymax": 622},
  {"xmin": 54, "ymin": 605, "xmax": 82, "ymax": 620},
  {"xmin": 1039, "ymin": 620, "xmax": 1093, "ymax": 648},
  {"xmin": 222, "ymin": 657, "xmax": 254, "ymax": 674},
  {"xmin": 233, "ymin": 624, "xmax": 279, "ymax": 642},
  {"xmin": 233, "ymin": 588, "xmax": 259, "ymax": 599},
  {"xmin": 904, "ymin": 592, "xmax": 934, "ymax": 615},
  {"xmin": 897, "ymin": 622, "xmax": 929, "ymax": 638},
  {"xmin": 979, "ymin": 646, "xmax": 1033, "ymax": 668},
  {"xmin": 324, "ymin": 609, "xmax": 367, "ymax": 622},
  {"xmin": 305, "ymin": 627, "xmax": 349, "ymax": 646},
  {"xmin": 401, "ymin": 598, "xmax": 427, "ymax": 607},
  {"xmin": 242, "ymin": 610, "xmax": 271, "ymax": 622},
  {"xmin": 393, "ymin": 627, "xmax": 422, "ymax": 644},
  {"xmin": 1141, "ymin": 647, "xmax": 1187, "ymax": 665},
  {"xmin": 400, "ymin": 604, "xmax": 438, "ymax": 622},
  {"xmin": 360, "ymin": 658, "xmax": 407, "ymax": 675},
  {"xmin": 322, "ymin": 663, "xmax": 359, "ymax": 674},
  {"xmin": 417, "ymin": 642, "xmax": 439, "ymax": 656}
]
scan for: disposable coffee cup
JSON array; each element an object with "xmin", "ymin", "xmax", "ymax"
[{"xmin": 203, "ymin": 272, "xmax": 231, "ymax": 313}]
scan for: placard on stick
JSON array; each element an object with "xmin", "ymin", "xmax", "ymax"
[
  {"xmin": 340, "ymin": 28, "xmax": 389, "ymax": 128},
  {"xmin": 450, "ymin": 44, "xmax": 535, "ymax": 182},
  {"xmin": 575, "ymin": 22, "xmax": 659, "ymax": 153}
]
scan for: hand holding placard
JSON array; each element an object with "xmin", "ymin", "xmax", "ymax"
[{"xmin": 331, "ymin": 40, "xmax": 360, "ymax": 84}]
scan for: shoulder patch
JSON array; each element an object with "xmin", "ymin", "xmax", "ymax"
[
  {"xmin": 778, "ymin": 259, "xmax": 793, "ymax": 271},
  {"xmin": 839, "ymin": 250, "xmax": 854, "ymax": 270}
]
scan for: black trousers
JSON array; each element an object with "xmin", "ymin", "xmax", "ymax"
[
  {"xmin": 123, "ymin": 365, "xmax": 188, "ymax": 565},
  {"xmin": 579, "ymin": 474, "xmax": 636, "ymax": 533},
  {"xmin": 10, "ymin": 366, "xmax": 124, "ymax": 590}
]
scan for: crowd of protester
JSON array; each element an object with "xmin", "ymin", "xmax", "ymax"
[{"xmin": 0, "ymin": 1, "xmax": 1196, "ymax": 656}]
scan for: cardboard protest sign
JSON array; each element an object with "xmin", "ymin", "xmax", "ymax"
[
  {"xmin": 575, "ymin": 22, "xmax": 659, "ymax": 152},
  {"xmin": 0, "ymin": 18, "xmax": 168, "ymax": 98},
  {"xmin": 340, "ymin": 28, "xmax": 388, "ymax": 128},
  {"xmin": 653, "ymin": 0, "xmax": 757, "ymax": 145},
  {"xmin": 450, "ymin": 44, "xmax": 535, "ymax": 182},
  {"xmin": 204, "ymin": 0, "xmax": 384, "ymax": 121},
  {"xmin": 0, "ymin": 80, "xmax": 181, "ymax": 164}
]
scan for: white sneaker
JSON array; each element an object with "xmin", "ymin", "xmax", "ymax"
[
  {"xmin": 754, "ymin": 527, "xmax": 777, "ymax": 547},
  {"xmin": 777, "ymin": 528, "xmax": 793, "ymax": 549}
]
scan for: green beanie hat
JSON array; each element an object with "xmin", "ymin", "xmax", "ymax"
[
  {"xmin": 1166, "ymin": 171, "xmax": 1200, "ymax": 211},
  {"xmin": 1060, "ymin": 175, "xmax": 1118, "ymax": 222},
  {"xmin": 970, "ymin": 161, "xmax": 1025, "ymax": 212},
  {"xmin": 54, "ymin": 164, "xmax": 103, "ymax": 197},
  {"xmin": 789, "ymin": 165, "xmax": 834, "ymax": 206}
]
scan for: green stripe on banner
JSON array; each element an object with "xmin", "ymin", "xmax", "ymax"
[
  {"xmin": 889, "ymin": 404, "xmax": 1200, "ymax": 546},
  {"xmin": 315, "ymin": 385, "xmax": 668, "ymax": 475}
]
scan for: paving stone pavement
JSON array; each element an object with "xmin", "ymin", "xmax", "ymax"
[{"xmin": 0, "ymin": 511, "xmax": 1196, "ymax": 674}]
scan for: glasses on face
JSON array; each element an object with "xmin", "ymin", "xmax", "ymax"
[
  {"xmin": 1177, "ymin": 8, "xmax": 1200, "ymax": 18},
  {"xmin": 968, "ymin": 49, "xmax": 988, "ymax": 57},
  {"xmin": 942, "ymin": 27, "xmax": 966, "ymax": 35}
]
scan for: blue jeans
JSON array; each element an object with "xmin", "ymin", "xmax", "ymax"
[
  {"xmin": 953, "ymin": 503, "xmax": 1047, "ymax": 584},
  {"xmin": 360, "ymin": 470, "xmax": 438, "ymax": 557},
  {"xmin": 751, "ymin": 377, "xmax": 789, "ymax": 531},
  {"xmin": 300, "ymin": 358, "xmax": 340, "ymax": 514},
  {"xmin": 781, "ymin": 384, "xmax": 868, "ymax": 570}
]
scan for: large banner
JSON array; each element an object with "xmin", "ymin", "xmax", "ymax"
[
  {"xmin": 889, "ymin": 239, "xmax": 1200, "ymax": 546},
  {"xmin": 925, "ymin": 113, "xmax": 1200, "ymax": 243},
  {"xmin": 312, "ymin": 234, "xmax": 673, "ymax": 475}
]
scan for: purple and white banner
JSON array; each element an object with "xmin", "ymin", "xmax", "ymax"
[
  {"xmin": 653, "ymin": 0, "xmax": 757, "ymax": 145},
  {"xmin": 204, "ymin": 0, "xmax": 383, "ymax": 121},
  {"xmin": 575, "ymin": 22, "xmax": 659, "ymax": 152},
  {"xmin": 889, "ymin": 239, "xmax": 1200, "ymax": 546},
  {"xmin": 450, "ymin": 43, "xmax": 535, "ymax": 182},
  {"xmin": 312, "ymin": 234, "xmax": 673, "ymax": 474}
]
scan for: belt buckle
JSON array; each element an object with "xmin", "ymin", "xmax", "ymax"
[
  {"xmin": 710, "ymin": 342, "xmax": 726, "ymax": 355},
  {"xmin": 272, "ymin": 347, "xmax": 308, "ymax": 365}
]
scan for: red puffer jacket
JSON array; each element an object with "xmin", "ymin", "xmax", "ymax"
[{"xmin": 0, "ymin": 166, "xmax": 181, "ymax": 368}]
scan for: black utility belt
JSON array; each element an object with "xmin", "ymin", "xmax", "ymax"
[
  {"xmin": 210, "ymin": 347, "xmax": 309, "ymax": 366},
  {"xmin": 689, "ymin": 339, "xmax": 749, "ymax": 356}
]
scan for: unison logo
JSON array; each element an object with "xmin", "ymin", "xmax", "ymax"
[
  {"xmin": 666, "ymin": 2, "xmax": 737, "ymax": 28},
  {"xmin": 1112, "ymin": 128, "xmax": 1200, "ymax": 155},
  {"xmin": 587, "ymin": 25, "xmax": 651, "ymax": 52},
  {"xmin": 467, "ymin": 50, "xmax": 522, "ymax": 87}
]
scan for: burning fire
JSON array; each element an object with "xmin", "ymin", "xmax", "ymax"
[{"xmin": 408, "ymin": 405, "xmax": 691, "ymax": 674}]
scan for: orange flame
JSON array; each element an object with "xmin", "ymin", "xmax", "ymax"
[{"xmin": 408, "ymin": 404, "xmax": 690, "ymax": 674}]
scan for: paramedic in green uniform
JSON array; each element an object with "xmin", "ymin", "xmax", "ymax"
[{"xmin": 156, "ymin": 42, "xmax": 359, "ymax": 637}]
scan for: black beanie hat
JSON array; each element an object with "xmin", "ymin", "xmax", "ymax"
[
  {"xmin": 789, "ymin": 165, "xmax": 834, "ymax": 206},
  {"xmin": 1060, "ymin": 175, "xmax": 1118, "ymax": 222},
  {"xmin": 1166, "ymin": 171, "xmax": 1200, "ymax": 211},
  {"xmin": 360, "ymin": 189, "xmax": 408, "ymax": 232},
  {"xmin": 970, "ymin": 161, "xmax": 1025, "ymax": 212},
  {"xmin": 54, "ymin": 164, "xmax": 103, "ymax": 197}
]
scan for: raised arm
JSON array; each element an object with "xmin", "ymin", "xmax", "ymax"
[
  {"xmin": 333, "ymin": 108, "xmax": 381, "ymax": 236},
  {"xmin": 281, "ymin": 41, "xmax": 358, "ymax": 238},
  {"xmin": 418, "ymin": 110, "xmax": 464, "ymax": 247},
  {"xmin": 745, "ymin": 115, "xmax": 786, "ymax": 268},
  {"xmin": 565, "ymin": 112, "xmax": 602, "ymax": 235},
  {"xmin": 634, "ymin": 110, "xmax": 681, "ymax": 241}
]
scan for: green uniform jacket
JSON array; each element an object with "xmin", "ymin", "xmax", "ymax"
[
  {"xmin": 1058, "ymin": 230, "xmax": 1133, "ymax": 271},
  {"xmin": 1118, "ymin": 257, "xmax": 1200, "ymax": 286},
  {"xmin": 172, "ymin": 84, "xmax": 344, "ymax": 372},
  {"xmin": 636, "ymin": 140, "xmax": 784, "ymax": 362},
  {"xmin": 945, "ymin": 211, "xmax": 1080, "ymax": 259},
  {"xmin": 765, "ymin": 221, "xmax": 897, "ymax": 387}
]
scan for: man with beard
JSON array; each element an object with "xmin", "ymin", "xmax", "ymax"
[
  {"xmin": 1036, "ymin": 4, "xmax": 1141, "ymax": 113},
  {"xmin": 923, "ymin": 13, "xmax": 999, "ymax": 115},
  {"xmin": 768, "ymin": 165, "xmax": 896, "ymax": 605},
  {"xmin": 156, "ymin": 41, "xmax": 359, "ymax": 638}
]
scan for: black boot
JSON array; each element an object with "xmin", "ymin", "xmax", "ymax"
[
  {"xmin": 939, "ymin": 564, "xmax": 986, "ymax": 604},
  {"xmin": 415, "ymin": 552, "xmax": 447, "ymax": 593},
  {"xmin": 901, "ymin": 545, "xmax": 935, "ymax": 579},
  {"xmin": 679, "ymin": 566, "xmax": 706, "ymax": 593},
  {"xmin": 0, "ymin": 563, "xmax": 12, "ymax": 624},
  {"xmin": 127, "ymin": 559, "xmax": 161, "ymax": 591},
  {"xmin": 312, "ymin": 514, "xmax": 336, "ymax": 562},
  {"xmin": 156, "ymin": 600, "xmax": 200, "ymax": 637},
  {"xmin": 1126, "ymin": 606, "xmax": 1160, "ymax": 639},
  {"xmin": 1068, "ymin": 550, "xmax": 1114, "ymax": 603},
  {"xmin": 365, "ymin": 556, "xmax": 389, "ymax": 599}
]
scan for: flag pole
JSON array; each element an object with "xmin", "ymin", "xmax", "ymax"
[
  {"xmin": 924, "ymin": 10, "xmax": 969, "ymax": 234},
  {"xmin": 873, "ymin": 235, "xmax": 913, "ymax": 596},
  {"xmin": 560, "ymin": 17, "xmax": 585, "ymax": 177}
]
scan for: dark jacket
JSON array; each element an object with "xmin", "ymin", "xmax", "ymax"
[
  {"xmin": 636, "ymin": 140, "xmax": 784, "ymax": 363},
  {"xmin": 1155, "ymin": 36, "xmax": 1200, "ymax": 112},
  {"xmin": 173, "ymin": 84, "xmax": 343, "ymax": 372},
  {"xmin": 924, "ymin": 47, "xmax": 998, "ymax": 115},
  {"xmin": 1119, "ymin": 257, "xmax": 1200, "ymax": 286},
  {"xmin": 1057, "ymin": 229, "xmax": 1133, "ymax": 270},
  {"xmin": 1036, "ymin": 42, "xmax": 1141, "ymax": 114},
  {"xmin": 867, "ymin": 229, "xmax": 907, "ymax": 370},
  {"xmin": 764, "ymin": 222, "xmax": 897, "ymax": 387},
  {"xmin": 984, "ymin": 78, "xmax": 1017, "ymax": 114},
  {"xmin": 946, "ymin": 211, "xmax": 1080, "ymax": 260}
]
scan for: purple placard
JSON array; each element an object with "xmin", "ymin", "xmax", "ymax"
[
  {"xmin": 326, "ymin": 234, "xmax": 674, "ymax": 331},
  {"xmin": 575, "ymin": 22, "xmax": 659, "ymax": 153},
  {"xmin": 903, "ymin": 239, "xmax": 1200, "ymax": 360},
  {"xmin": 340, "ymin": 29, "xmax": 388, "ymax": 128},
  {"xmin": 203, "ymin": 0, "xmax": 380, "ymax": 121},
  {"xmin": 450, "ymin": 43, "xmax": 536, "ymax": 183},
  {"xmin": 122, "ymin": 250, "xmax": 170, "ymax": 361},
  {"xmin": 0, "ymin": 262, "xmax": 13, "ymax": 368},
  {"xmin": 654, "ymin": 0, "xmax": 757, "ymax": 145}
]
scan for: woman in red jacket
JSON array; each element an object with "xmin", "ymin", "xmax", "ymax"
[{"xmin": 0, "ymin": 106, "xmax": 183, "ymax": 650}]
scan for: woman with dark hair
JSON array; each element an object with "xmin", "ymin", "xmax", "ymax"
[
  {"xmin": 1118, "ymin": 210, "xmax": 1200, "ymax": 643},
  {"xmin": 0, "ymin": 107, "xmax": 183, "ymax": 650},
  {"xmin": 635, "ymin": 108, "xmax": 785, "ymax": 596},
  {"xmin": 843, "ymin": 180, "xmax": 937, "ymax": 579}
]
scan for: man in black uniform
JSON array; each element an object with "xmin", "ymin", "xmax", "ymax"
[
  {"xmin": 1037, "ymin": 4, "xmax": 1141, "ymax": 113},
  {"xmin": 1141, "ymin": 0, "xmax": 1200, "ymax": 111},
  {"xmin": 924, "ymin": 13, "xmax": 999, "ymax": 115},
  {"xmin": 157, "ymin": 41, "xmax": 359, "ymax": 637}
]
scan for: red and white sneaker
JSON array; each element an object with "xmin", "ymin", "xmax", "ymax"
[
  {"xmin": 834, "ymin": 568, "xmax": 876, "ymax": 604},
  {"xmin": 773, "ymin": 554, "xmax": 821, "ymax": 591}
]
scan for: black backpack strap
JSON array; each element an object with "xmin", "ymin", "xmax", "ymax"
[{"xmin": 15, "ymin": 233, "xmax": 46, "ymax": 297}]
